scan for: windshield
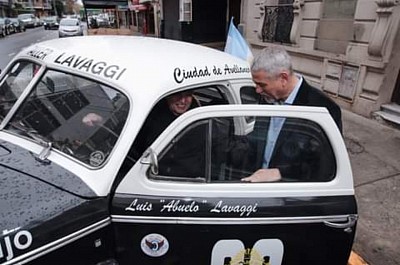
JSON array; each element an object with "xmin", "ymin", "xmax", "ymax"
[
  {"xmin": 0, "ymin": 61, "xmax": 41, "ymax": 121},
  {"xmin": 18, "ymin": 14, "xmax": 32, "ymax": 20},
  {"xmin": 5, "ymin": 69, "xmax": 130, "ymax": 167},
  {"xmin": 60, "ymin": 19, "xmax": 79, "ymax": 26},
  {"xmin": 44, "ymin": 17, "xmax": 57, "ymax": 22}
]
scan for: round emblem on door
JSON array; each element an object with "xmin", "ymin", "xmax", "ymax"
[
  {"xmin": 141, "ymin": 233, "xmax": 169, "ymax": 257},
  {"xmin": 89, "ymin": 151, "xmax": 105, "ymax": 166}
]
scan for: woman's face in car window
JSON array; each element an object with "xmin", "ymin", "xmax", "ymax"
[{"xmin": 167, "ymin": 92, "xmax": 193, "ymax": 116}]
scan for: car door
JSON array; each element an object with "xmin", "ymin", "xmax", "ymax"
[{"xmin": 111, "ymin": 105, "xmax": 357, "ymax": 265}]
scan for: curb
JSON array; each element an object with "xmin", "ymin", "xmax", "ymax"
[{"xmin": 348, "ymin": 251, "xmax": 369, "ymax": 265}]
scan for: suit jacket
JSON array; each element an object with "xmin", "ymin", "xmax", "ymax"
[
  {"xmin": 245, "ymin": 79, "xmax": 339, "ymax": 181},
  {"xmin": 292, "ymin": 79, "xmax": 342, "ymax": 132}
]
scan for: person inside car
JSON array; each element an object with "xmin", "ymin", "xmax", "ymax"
[
  {"xmin": 131, "ymin": 90, "xmax": 200, "ymax": 160},
  {"xmin": 241, "ymin": 46, "xmax": 341, "ymax": 183}
]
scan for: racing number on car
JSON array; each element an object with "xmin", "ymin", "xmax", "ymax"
[{"xmin": 211, "ymin": 239, "xmax": 283, "ymax": 265}]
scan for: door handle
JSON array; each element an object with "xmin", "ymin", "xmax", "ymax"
[{"xmin": 324, "ymin": 215, "xmax": 358, "ymax": 233}]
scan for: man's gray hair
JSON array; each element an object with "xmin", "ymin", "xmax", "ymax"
[{"xmin": 251, "ymin": 46, "xmax": 293, "ymax": 78}]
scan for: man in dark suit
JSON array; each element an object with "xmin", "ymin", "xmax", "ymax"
[{"xmin": 241, "ymin": 46, "xmax": 341, "ymax": 182}]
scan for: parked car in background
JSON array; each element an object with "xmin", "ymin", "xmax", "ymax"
[
  {"xmin": 34, "ymin": 16, "xmax": 43, "ymax": 27},
  {"xmin": 43, "ymin": 16, "xmax": 59, "ymax": 30},
  {"xmin": 0, "ymin": 21, "xmax": 5, "ymax": 37},
  {"xmin": 10, "ymin": 18, "xmax": 26, "ymax": 32},
  {"xmin": 17, "ymin": 13, "xmax": 36, "ymax": 28},
  {"xmin": 96, "ymin": 14, "xmax": 110, "ymax": 28},
  {"xmin": 58, "ymin": 17, "xmax": 83, "ymax": 37},
  {"xmin": 0, "ymin": 17, "xmax": 15, "ymax": 35}
]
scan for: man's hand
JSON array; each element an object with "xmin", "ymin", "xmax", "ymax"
[{"xmin": 241, "ymin": 168, "xmax": 282, "ymax": 182}]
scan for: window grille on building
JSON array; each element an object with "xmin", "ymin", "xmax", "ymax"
[{"xmin": 261, "ymin": 0, "xmax": 294, "ymax": 44}]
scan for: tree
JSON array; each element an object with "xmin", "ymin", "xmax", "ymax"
[
  {"xmin": 65, "ymin": 0, "xmax": 75, "ymax": 14},
  {"xmin": 55, "ymin": 0, "xmax": 64, "ymax": 17}
]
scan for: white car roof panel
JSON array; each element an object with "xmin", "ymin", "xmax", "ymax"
[{"xmin": 19, "ymin": 36, "xmax": 252, "ymax": 98}]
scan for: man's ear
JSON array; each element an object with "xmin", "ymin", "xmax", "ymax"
[{"xmin": 279, "ymin": 71, "xmax": 290, "ymax": 81}]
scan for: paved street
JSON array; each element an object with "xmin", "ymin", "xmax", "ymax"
[
  {"xmin": 343, "ymin": 110, "xmax": 400, "ymax": 265},
  {"xmin": 0, "ymin": 23, "xmax": 88, "ymax": 70}
]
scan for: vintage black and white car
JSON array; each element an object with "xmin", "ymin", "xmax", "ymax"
[{"xmin": 0, "ymin": 36, "xmax": 357, "ymax": 265}]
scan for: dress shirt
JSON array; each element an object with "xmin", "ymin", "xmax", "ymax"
[{"xmin": 262, "ymin": 75, "xmax": 303, "ymax": 168}]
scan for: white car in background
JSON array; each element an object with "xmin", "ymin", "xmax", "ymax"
[
  {"xmin": 58, "ymin": 17, "xmax": 83, "ymax": 38},
  {"xmin": 17, "ymin": 13, "xmax": 41, "ymax": 28}
]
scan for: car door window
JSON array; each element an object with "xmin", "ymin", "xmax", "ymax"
[
  {"xmin": 129, "ymin": 86, "xmax": 229, "ymax": 160},
  {"xmin": 240, "ymin": 86, "xmax": 259, "ymax": 104},
  {"xmin": 240, "ymin": 86, "xmax": 259, "ymax": 123},
  {"xmin": 5, "ymin": 69, "xmax": 129, "ymax": 167},
  {"xmin": 152, "ymin": 115, "xmax": 336, "ymax": 183}
]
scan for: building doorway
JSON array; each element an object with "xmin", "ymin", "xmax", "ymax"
[
  {"xmin": 392, "ymin": 70, "xmax": 400, "ymax": 105},
  {"xmin": 228, "ymin": 0, "xmax": 241, "ymax": 26}
]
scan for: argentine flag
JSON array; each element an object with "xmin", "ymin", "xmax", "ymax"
[{"xmin": 224, "ymin": 17, "xmax": 254, "ymax": 64}]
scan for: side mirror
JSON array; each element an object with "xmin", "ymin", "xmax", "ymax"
[{"xmin": 140, "ymin": 148, "xmax": 159, "ymax": 175}]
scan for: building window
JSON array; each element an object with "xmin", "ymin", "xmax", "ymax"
[
  {"xmin": 316, "ymin": 0, "xmax": 358, "ymax": 54},
  {"xmin": 261, "ymin": 0, "xmax": 294, "ymax": 44}
]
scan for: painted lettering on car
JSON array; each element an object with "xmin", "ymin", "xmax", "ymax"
[
  {"xmin": 54, "ymin": 52, "xmax": 126, "ymax": 81},
  {"xmin": 26, "ymin": 48, "xmax": 53, "ymax": 60},
  {"xmin": 0, "ymin": 228, "xmax": 33, "ymax": 262},
  {"xmin": 173, "ymin": 64, "xmax": 250, "ymax": 84}
]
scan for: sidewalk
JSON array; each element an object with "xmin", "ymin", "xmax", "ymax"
[{"xmin": 342, "ymin": 110, "xmax": 400, "ymax": 265}]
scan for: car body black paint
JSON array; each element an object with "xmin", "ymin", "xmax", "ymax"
[{"xmin": 0, "ymin": 140, "xmax": 96, "ymax": 198}]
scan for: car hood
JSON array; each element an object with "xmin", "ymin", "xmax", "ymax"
[
  {"xmin": 0, "ymin": 163, "xmax": 108, "ymax": 263},
  {"xmin": 0, "ymin": 140, "xmax": 96, "ymax": 198},
  {"xmin": 0, "ymin": 140, "xmax": 109, "ymax": 263}
]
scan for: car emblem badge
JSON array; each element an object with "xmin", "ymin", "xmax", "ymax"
[
  {"xmin": 89, "ymin": 151, "xmax": 105, "ymax": 166},
  {"xmin": 141, "ymin": 233, "xmax": 169, "ymax": 257}
]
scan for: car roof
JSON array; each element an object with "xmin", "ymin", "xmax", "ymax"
[{"xmin": 17, "ymin": 35, "xmax": 252, "ymax": 103}]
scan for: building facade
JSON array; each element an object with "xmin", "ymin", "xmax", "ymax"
[
  {"xmin": 241, "ymin": 0, "xmax": 400, "ymax": 123},
  {"xmin": 0, "ymin": 0, "xmax": 12, "ymax": 17},
  {"xmin": 11, "ymin": 0, "xmax": 53, "ymax": 17},
  {"xmin": 160, "ymin": 0, "xmax": 241, "ymax": 44}
]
